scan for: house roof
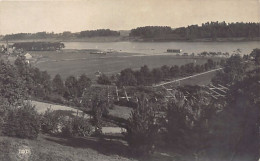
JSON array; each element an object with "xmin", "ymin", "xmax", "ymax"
[{"xmin": 24, "ymin": 53, "xmax": 32, "ymax": 59}]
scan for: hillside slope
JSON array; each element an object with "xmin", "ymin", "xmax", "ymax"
[{"xmin": 0, "ymin": 134, "xmax": 135, "ymax": 161}]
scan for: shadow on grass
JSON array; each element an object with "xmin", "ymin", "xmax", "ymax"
[
  {"xmin": 102, "ymin": 115, "xmax": 128, "ymax": 128},
  {"xmin": 44, "ymin": 134, "xmax": 132, "ymax": 158}
]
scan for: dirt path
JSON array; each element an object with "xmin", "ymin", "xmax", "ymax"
[{"xmin": 154, "ymin": 68, "xmax": 223, "ymax": 87}]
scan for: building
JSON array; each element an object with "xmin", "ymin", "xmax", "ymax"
[
  {"xmin": 24, "ymin": 53, "xmax": 33, "ymax": 64},
  {"xmin": 167, "ymin": 49, "xmax": 182, "ymax": 53},
  {"xmin": 24, "ymin": 53, "xmax": 32, "ymax": 59}
]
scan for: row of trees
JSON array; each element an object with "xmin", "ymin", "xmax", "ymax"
[
  {"xmin": 2, "ymin": 32, "xmax": 57, "ymax": 40},
  {"xmin": 129, "ymin": 22, "xmax": 260, "ymax": 40},
  {"xmin": 2, "ymin": 29, "xmax": 120, "ymax": 40},
  {"xmin": 129, "ymin": 26, "xmax": 172, "ymax": 38},
  {"xmin": 115, "ymin": 59, "xmax": 220, "ymax": 86},
  {"xmin": 78, "ymin": 29, "xmax": 120, "ymax": 37},
  {"xmin": 12, "ymin": 42, "xmax": 65, "ymax": 51}
]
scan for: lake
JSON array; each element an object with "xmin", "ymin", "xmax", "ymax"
[{"xmin": 64, "ymin": 41, "xmax": 260, "ymax": 55}]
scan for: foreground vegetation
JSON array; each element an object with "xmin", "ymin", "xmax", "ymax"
[
  {"xmin": 0, "ymin": 48, "xmax": 259, "ymax": 160},
  {"xmin": 124, "ymin": 52, "xmax": 259, "ymax": 160}
]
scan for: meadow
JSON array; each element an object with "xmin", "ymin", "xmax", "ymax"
[
  {"xmin": 0, "ymin": 134, "xmax": 135, "ymax": 161},
  {"xmin": 32, "ymin": 49, "xmax": 222, "ymax": 79}
]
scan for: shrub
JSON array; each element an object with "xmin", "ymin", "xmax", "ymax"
[
  {"xmin": 40, "ymin": 108, "xmax": 65, "ymax": 134},
  {"xmin": 0, "ymin": 98, "xmax": 9, "ymax": 135},
  {"xmin": 3, "ymin": 103, "xmax": 40, "ymax": 139},
  {"xmin": 60, "ymin": 118, "xmax": 73, "ymax": 137},
  {"xmin": 72, "ymin": 117, "xmax": 93, "ymax": 137},
  {"xmin": 82, "ymin": 88, "xmax": 111, "ymax": 134},
  {"xmin": 97, "ymin": 74, "xmax": 111, "ymax": 85},
  {"xmin": 61, "ymin": 116, "xmax": 93, "ymax": 137},
  {"xmin": 125, "ymin": 94, "xmax": 159, "ymax": 156},
  {"xmin": 166, "ymin": 92, "xmax": 214, "ymax": 160}
]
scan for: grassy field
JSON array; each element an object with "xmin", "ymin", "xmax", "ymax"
[
  {"xmin": 0, "ymin": 134, "xmax": 136, "ymax": 161},
  {"xmin": 178, "ymin": 69, "xmax": 219, "ymax": 86},
  {"xmin": 31, "ymin": 49, "xmax": 222, "ymax": 79},
  {"xmin": 30, "ymin": 100, "xmax": 81, "ymax": 114},
  {"xmin": 0, "ymin": 134, "xmax": 179, "ymax": 161},
  {"xmin": 31, "ymin": 100, "xmax": 132, "ymax": 120},
  {"xmin": 156, "ymin": 68, "xmax": 221, "ymax": 87}
]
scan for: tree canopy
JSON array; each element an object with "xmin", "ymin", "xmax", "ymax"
[{"xmin": 129, "ymin": 22, "xmax": 260, "ymax": 40}]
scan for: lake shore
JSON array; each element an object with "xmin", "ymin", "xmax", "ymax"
[
  {"xmin": 131, "ymin": 36, "xmax": 260, "ymax": 42},
  {"xmin": 1, "ymin": 36, "xmax": 260, "ymax": 43}
]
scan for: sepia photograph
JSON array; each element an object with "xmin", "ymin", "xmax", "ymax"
[{"xmin": 0, "ymin": 0, "xmax": 259, "ymax": 160}]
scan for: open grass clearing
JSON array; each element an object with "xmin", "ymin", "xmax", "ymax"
[
  {"xmin": 30, "ymin": 100, "xmax": 132, "ymax": 120},
  {"xmin": 30, "ymin": 100, "xmax": 84, "ymax": 115},
  {"xmin": 31, "ymin": 50, "xmax": 222, "ymax": 79}
]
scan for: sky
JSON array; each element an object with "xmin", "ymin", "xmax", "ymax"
[{"xmin": 0, "ymin": 0, "xmax": 259, "ymax": 35}]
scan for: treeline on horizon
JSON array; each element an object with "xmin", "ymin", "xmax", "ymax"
[
  {"xmin": 2, "ymin": 21, "xmax": 260, "ymax": 41},
  {"xmin": 12, "ymin": 42, "xmax": 65, "ymax": 51},
  {"xmin": 2, "ymin": 29, "xmax": 120, "ymax": 40},
  {"xmin": 129, "ymin": 21, "xmax": 260, "ymax": 40}
]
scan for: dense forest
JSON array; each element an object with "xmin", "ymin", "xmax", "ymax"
[
  {"xmin": 78, "ymin": 29, "xmax": 120, "ymax": 37},
  {"xmin": 2, "ymin": 29, "xmax": 120, "ymax": 40},
  {"xmin": 129, "ymin": 21, "xmax": 260, "ymax": 40}
]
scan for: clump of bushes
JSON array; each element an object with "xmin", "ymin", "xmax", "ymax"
[
  {"xmin": 0, "ymin": 99, "xmax": 9, "ymax": 135},
  {"xmin": 97, "ymin": 74, "xmax": 112, "ymax": 85},
  {"xmin": 2, "ymin": 103, "xmax": 40, "ymax": 139},
  {"xmin": 40, "ymin": 108, "xmax": 65, "ymax": 134},
  {"xmin": 61, "ymin": 116, "xmax": 93, "ymax": 137},
  {"xmin": 125, "ymin": 94, "xmax": 159, "ymax": 156},
  {"xmin": 41, "ymin": 109, "xmax": 93, "ymax": 137}
]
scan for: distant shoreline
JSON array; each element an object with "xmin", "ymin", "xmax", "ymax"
[
  {"xmin": 1, "ymin": 36, "xmax": 260, "ymax": 43},
  {"xmin": 130, "ymin": 37, "xmax": 260, "ymax": 42}
]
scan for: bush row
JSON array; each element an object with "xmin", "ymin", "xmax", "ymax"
[
  {"xmin": 0, "ymin": 103, "xmax": 94, "ymax": 139},
  {"xmin": 41, "ymin": 108, "xmax": 93, "ymax": 137}
]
